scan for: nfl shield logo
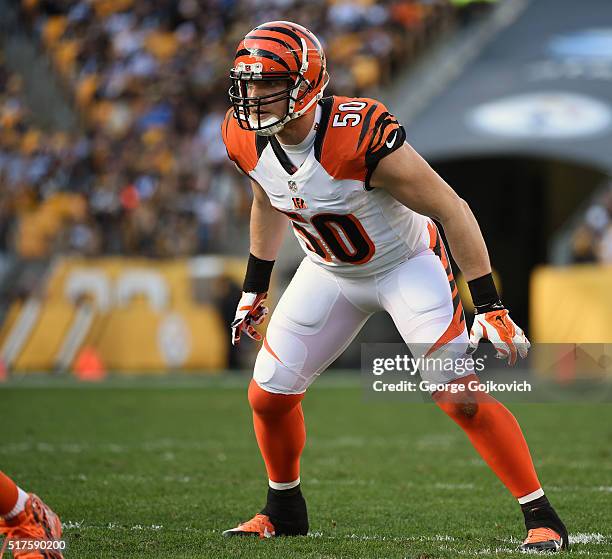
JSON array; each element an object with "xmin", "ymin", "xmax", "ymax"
[{"xmin": 288, "ymin": 180, "xmax": 298, "ymax": 193}]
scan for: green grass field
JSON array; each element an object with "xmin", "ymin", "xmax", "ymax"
[{"xmin": 1, "ymin": 375, "xmax": 611, "ymax": 558}]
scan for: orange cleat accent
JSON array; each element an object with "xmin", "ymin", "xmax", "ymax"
[
  {"xmin": 520, "ymin": 527, "xmax": 564, "ymax": 552},
  {"xmin": 0, "ymin": 494, "xmax": 63, "ymax": 558},
  {"xmin": 222, "ymin": 513, "xmax": 276, "ymax": 539}
]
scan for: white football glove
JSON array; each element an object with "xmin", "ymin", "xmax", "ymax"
[
  {"xmin": 231, "ymin": 292, "xmax": 269, "ymax": 346},
  {"xmin": 467, "ymin": 309, "xmax": 530, "ymax": 366}
]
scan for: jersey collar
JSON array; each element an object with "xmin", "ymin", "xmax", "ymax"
[{"xmin": 256, "ymin": 96, "xmax": 334, "ymax": 176}]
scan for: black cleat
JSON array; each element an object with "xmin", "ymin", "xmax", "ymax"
[
  {"xmin": 519, "ymin": 496, "xmax": 569, "ymax": 552},
  {"xmin": 223, "ymin": 484, "xmax": 308, "ymax": 538}
]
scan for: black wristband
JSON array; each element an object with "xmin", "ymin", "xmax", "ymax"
[
  {"xmin": 468, "ymin": 273, "xmax": 504, "ymax": 314},
  {"xmin": 243, "ymin": 253, "xmax": 274, "ymax": 293}
]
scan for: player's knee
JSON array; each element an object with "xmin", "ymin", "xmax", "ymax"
[
  {"xmin": 456, "ymin": 401, "xmax": 479, "ymax": 419},
  {"xmin": 252, "ymin": 335, "xmax": 311, "ymax": 394},
  {"xmin": 435, "ymin": 394, "xmax": 480, "ymax": 422},
  {"xmin": 434, "ymin": 373, "xmax": 490, "ymax": 421},
  {"xmin": 248, "ymin": 378, "xmax": 275, "ymax": 414},
  {"xmin": 437, "ymin": 385, "xmax": 503, "ymax": 421},
  {"xmin": 248, "ymin": 379, "xmax": 304, "ymax": 416}
]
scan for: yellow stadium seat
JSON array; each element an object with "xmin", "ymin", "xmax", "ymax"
[
  {"xmin": 145, "ymin": 31, "xmax": 179, "ymax": 61},
  {"xmin": 93, "ymin": 0, "xmax": 135, "ymax": 18},
  {"xmin": 327, "ymin": 33, "xmax": 361, "ymax": 60},
  {"xmin": 53, "ymin": 40, "xmax": 79, "ymax": 77},
  {"xmin": 76, "ymin": 74, "xmax": 99, "ymax": 108},
  {"xmin": 42, "ymin": 16, "xmax": 67, "ymax": 47},
  {"xmin": 351, "ymin": 55, "xmax": 381, "ymax": 89}
]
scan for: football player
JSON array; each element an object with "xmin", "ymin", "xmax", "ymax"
[
  {"xmin": 221, "ymin": 21, "xmax": 568, "ymax": 552},
  {"xmin": 0, "ymin": 470, "xmax": 63, "ymax": 558}
]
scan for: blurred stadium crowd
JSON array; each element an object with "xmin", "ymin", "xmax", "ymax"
[
  {"xmin": 571, "ymin": 182, "xmax": 612, "ymax": 264},
  {"xmin": 0, "ymin": 0, "xmax": 462, "ymax": 260}
]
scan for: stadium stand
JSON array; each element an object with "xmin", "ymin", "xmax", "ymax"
[
  {"xmin": 0, "ymin": 50, "xmax": 88, "ymax": 259},
  {"xmin": 2, "ymin": 0, "xmax": 457, "ymax": 261}
]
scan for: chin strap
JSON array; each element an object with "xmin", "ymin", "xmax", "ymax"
[
  {"xmin": 254, "ymin": 117, "xmax": 289, "ymax": 137},
  {"xmin": 254, "ymin": 80, "xmax": 328, "ymax": 137}
]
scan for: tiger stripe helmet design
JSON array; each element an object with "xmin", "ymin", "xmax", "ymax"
[{"xmin": 229, "ymin": 21, "xmax": 329, "ymax": 136}]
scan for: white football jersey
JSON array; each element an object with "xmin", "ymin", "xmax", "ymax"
[{"xmin": 222, "ymin": 95, "xmax": 431, "ymax": 277}]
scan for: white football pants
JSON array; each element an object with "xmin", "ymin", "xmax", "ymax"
[{"xmin": 253, "ymin": 249, "xmax": 472, "ymax": 394}]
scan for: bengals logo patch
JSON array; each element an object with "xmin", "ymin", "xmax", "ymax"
[{"xmin": 292, "ymin": 197, "xmax": 307, "ymax": 210}]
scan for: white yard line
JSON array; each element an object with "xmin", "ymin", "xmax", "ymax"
[
  {"xmin": 570, "ymin": 533, "xmax": 610, "ymax": 545},
  {"xmin": 434, "ymin": 482, "xmax": 475, "ymax": 490},
  {"xmin": 0, "ymin": 439, "xmax": 243, "ymax": 455},
  {"xmin": 60, "ymin": 522, "xmax": 611, "ymax": 554}
]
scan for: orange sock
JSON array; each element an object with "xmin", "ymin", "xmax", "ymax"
[
  {"xmin": 248, "ymin": 379, "xmax": 305, "ymax": 485},
  {"xmin": 0, "ymin": 471, "xmax": 19, "ymax": 516},
  {"xmin": 434, "ymin": 374, "xmax": 541, "ymax": 499}
]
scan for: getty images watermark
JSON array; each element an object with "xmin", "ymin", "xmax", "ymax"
[
  {"xmin": 371, "ymin": 353, "xmax": 530, "ymax": 394},
  {"xmin": 361, "ymin": 343, "xmax": 612, "ymax": 402}
]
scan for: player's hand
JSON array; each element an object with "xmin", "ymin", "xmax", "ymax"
[
  {"xmin": 467, "ymin": 308, "xmax": 530, "ymax": 366},
  {"xmin": 231, "ymin": 292, "xmax": 269, "ymax": 346}
]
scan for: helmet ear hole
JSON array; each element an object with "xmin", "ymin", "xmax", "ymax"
[{"xmin": 294, "ymin": 77, "xmax": 313, "ymax": 102}]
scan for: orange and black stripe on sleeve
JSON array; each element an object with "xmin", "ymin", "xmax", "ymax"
[{"xmin": 363, "ymin": 109, "xmax": 406, "ymax": 190}]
